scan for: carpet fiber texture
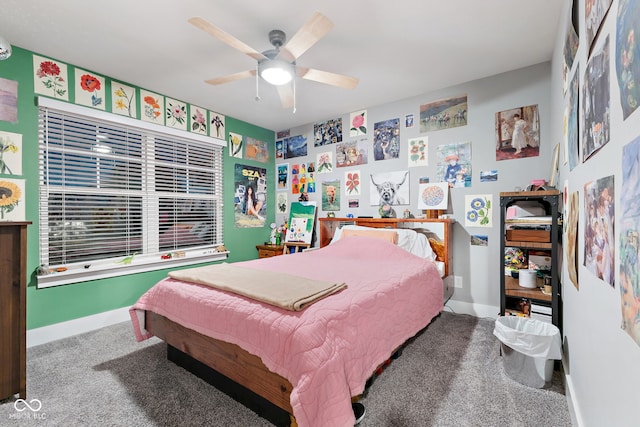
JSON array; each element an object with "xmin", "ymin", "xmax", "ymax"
[{"xmin": 0, "ymin": 311, "xmax": 572, "ymax": 426}]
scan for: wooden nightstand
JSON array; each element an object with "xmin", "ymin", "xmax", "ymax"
[{"xmin": 256, "ymin": 244, "xmax": 284, "ymax": 258}]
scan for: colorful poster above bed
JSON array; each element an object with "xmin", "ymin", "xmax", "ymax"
[{"xmin": 234, "ymin": 164, "xmax": 267, "ymax": 228}]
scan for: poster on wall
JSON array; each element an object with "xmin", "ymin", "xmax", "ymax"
[
  {"xmin": 33, "ymin": 55, "xmax": 69, "ymax": 100},
  {"xmin": 373, "ymin": 118, "xmax": 400, "ymax": 161},
  {"xmin": 437, "ymin": 141, "xmax": 472, "ymax": 188},
  {"xmin": 582, "ymin": 36, "xmax": 610, "ymax": 162},
  {"xmin": 209, "ymin": 112, "xmax": 226, "ymax": 140},
  {"xmin": 620, "ymin": 136, "xmax": 640, "ymax": 346},
  {"xmin": 245, "ymin": 137, "xmax": 270, "ymax": 163},
  {"xmin": 495, "ymin": 104, "xmax": 540, "ymax": 161},
  {"xmin": 567, "ymin": 190, "xmax": 579, "ymax": 290},
  {"xmin": 322, "ymin": 180, "xmax": 341, "ymax": 211},
  {"xmin": 464, "ymin": 195, "xmax": 492, "ymax": 227},
  {"xmin": 284, "ymin": 134, "xmax": 308, "ymax": 159},
  {"xmin": 419, "ymin": 94, "xmax": 467, "ymax": 133},
  {"xmin": 0, "ymin": 131, "xmax": 22, "ymax": 175},
  {"xmin": 562, "ymin": 1, "xmax": 579, "ymax": 93},
  {"xmin": 566, "ymin": 66, "xmax": 580, "ymax": 170},
  {"xmin": 344, "ymin": 170, "xmax": 361, "ymax": 196},
  {"xmin": 0, "ymin": 178, "xmax": 25, "ymax": 221},
  {"xmin": 165, "ymin": 97, "xmax": 187, "ymax": 131},
  {"xmin": 314, "ymin": 118, "xmax": 342, "ymax": 146},
  {"xmin": 349, "ymin": 110, "xmax": 367, "ymax": 137},
  {"xmin": 112, "ymin": 81, "xmax": 137, "ymax": 119},
  {"xmin": 189, "ymin": 105, "xmax": 208, "ymax": 135},
  {"xmin": 369, "ymin": 170, "xmax": 409, "ymax": 206},
  {"xmin": 277, "ymin": 163, "xmax": 289, "ymax": 191},
  {"xmin": 276, "ymin": 192, "xmax": 288, "ymax": 215},
  {"xmin": 234, "ymin": 164, "xmax": 266, "ymax": 228},
  {"xmin": 585, "ymin": 0, "xmax": 613, "ymax": 55},
  {"xmin": 75, "ymin": 69, "xmax": 105, "ymax": 110},
  {"xmin": 140, "ymin": 90, "xmax": 164, "ymax": 125},
  {"xmin": 408, "ymin": 137, "xmax": 428, "ymax": 167},
  {"xmin": 0, "ymin": 77, "xmax": 18, "ymax": 124},
  {"xmin": 615, "ymin": 0, "xmax": 640, "ymax": 120},
  {"xmin": 316, "ymin": 151, "xmax": 333, "ymax": 173},
  {"xmin": 583, "ymin": 175, "xmax": 615, "ymax": 286},
  {"xmin": 336, "ymin": 140, "xmax": 368, "ymax": 167},
  {"xmin": 228, "ymin": 132, "xmax": 243, "ymax": 158}
]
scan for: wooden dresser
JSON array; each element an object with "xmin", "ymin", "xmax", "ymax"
[
  {"xmin": 0, "ymin": 222, "xmax": 30, "ymax": 400},
  {"xmin": 256, "ymin": 244, "xmax": 285, "ymax": 259}
]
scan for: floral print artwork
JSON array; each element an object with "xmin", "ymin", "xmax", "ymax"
[
  {"xmin": 350, "ymin": 110, "xmax": 367, "ymax": 137},
  {"xmin": 140, "ymin": 90, "xmax": 164, "ymax": 125},
  {"xmin": 345, "ymin": 170, "xmax": 361, "ymax": 195},
  {"xmin": 209, "ymin": 111, "xmax": 226, "ymax": 139},
  {"xmin": 190, "ymin": 106, "xmax": 208, "ymax": 135},
  {"xmin": 0, "ymin": 131, "xmax": 22, "ymax": 175},
  {"xmin": 75, "ymin": 69, "xmax": 105, "ymax": 110},
  {"xmin": 112, "ymin": 82, "xmax": 137, "ymax": 118},
  {"xmin": 465, "ymin": 194, "xmax": 492, "ymax": 227},
  {"xmin": 166, "ymin": 98, "xmax": 187, "ymax": 131},
  {"xmin": 33, "ymin": 55, "xmax": 68, "ymax": 100},
  {"xmin": 0, "ymin": 178, "xmax": 25, "ymax": 221}
]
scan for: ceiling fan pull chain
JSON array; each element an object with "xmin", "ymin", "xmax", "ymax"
[{"xmin": 293, "ymin": 76, "xmax": 297, "ymax": 114}]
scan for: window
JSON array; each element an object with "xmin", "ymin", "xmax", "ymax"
[{"xmin": 37, "ymin": 97, "xmax": 226, "ymax": 288}]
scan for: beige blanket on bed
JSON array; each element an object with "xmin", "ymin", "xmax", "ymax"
[{"xmin": 168, "ymin": 263, "xmax": 347, "ymax": 311}]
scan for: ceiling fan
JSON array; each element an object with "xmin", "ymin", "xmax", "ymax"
[{"xmin": 188, "ymin": 12, "xmax": 359, "ymax": 110}]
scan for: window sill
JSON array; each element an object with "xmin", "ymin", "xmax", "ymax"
[{"xmin": 36, "ymin": 249, "xmax": 229, "ymax": 289}]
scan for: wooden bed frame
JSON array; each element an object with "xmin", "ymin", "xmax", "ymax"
[{"xmin": 143, "ymin": 217, "xmax": 454, "ymax": 426}]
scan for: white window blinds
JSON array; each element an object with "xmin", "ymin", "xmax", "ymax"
[{"xmin": 37, "ymin": 97, "xmax": 225, "ymax": 287}]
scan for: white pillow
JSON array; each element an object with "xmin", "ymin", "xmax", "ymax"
[{"xmin": 332, "ymin": 225, "xmax": 436, "ymax": 260}]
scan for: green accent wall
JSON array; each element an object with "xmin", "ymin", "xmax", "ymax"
[{"xmin": 0, "ymin": 47, "xmax": 275, "ymax": 329}]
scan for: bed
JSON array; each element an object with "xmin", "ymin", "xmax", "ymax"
[{"xmin": 130, "ymin": 225, "xmax": 448, "ymax": 426}]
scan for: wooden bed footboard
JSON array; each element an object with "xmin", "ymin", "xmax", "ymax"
[{"xmin": 145, "ymin": 311, "xmax": 297, "ymax": 426}]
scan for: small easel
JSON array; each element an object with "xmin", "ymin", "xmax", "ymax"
[{"xmin": 283, "ymin": 241, "xmax": 311, "ymax": 254}]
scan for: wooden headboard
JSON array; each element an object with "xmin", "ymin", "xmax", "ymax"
[{"xmin": 318, "ymin": 217, "xmax": 454, "ymax": 277}]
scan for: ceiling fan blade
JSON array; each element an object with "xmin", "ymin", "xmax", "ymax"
[
  {"xmin": 189, "ymin": 17, "xmax": 267, "ymax": 62},
  {"xmin": 278, "ymin": 12, "xmax": 334, "ymax": 62},
  {"xmin": 296, "ymin": 67, "xmax": 359, "ymax": 89},
  {"xmin": 276, "ymin": 84, "xmax": 294, "ymax": 109},
  {"xmin": 205, "ymin": 70, "xmax": 256, "ymax": 86}
]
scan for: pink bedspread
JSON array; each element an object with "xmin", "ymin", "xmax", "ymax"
[{"xmin": 130, "ymin": 236, "xmax": 443, "ymax": 427}]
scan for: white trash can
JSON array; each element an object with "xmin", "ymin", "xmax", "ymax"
[{"xmin": 493, "ymin": 316, "xmax": 562, "ymax": 388}]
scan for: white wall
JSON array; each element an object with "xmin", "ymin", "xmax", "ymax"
[
  {"xmin": 277, "ymin": 61, "xmax": 554, "ymax": 315},
  {"xmin": 549, "ymin": 1, "xmax": 640, "ymax": 426}
]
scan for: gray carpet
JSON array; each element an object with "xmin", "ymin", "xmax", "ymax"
[{"xmin": 0, "ymin": 311, "xmax": 572, "ymax": 426}]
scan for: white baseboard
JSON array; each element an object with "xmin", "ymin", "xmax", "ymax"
[
  {"xmin": 444, "ymin": 299, "xmax": 499, "ymax": 320},
  {"xmin": 27, "ymin": 306, "xmax": 131, "ymax": 348},
  {"xmin": 563, "ymin": 372, "xmax": 584, "ymax": 427}
]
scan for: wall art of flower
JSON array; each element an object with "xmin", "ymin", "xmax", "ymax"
[
  {"xmin": 75, "ymin": 69, "xmax": 105, "ymax": 110},
  {"xmin": 349, "ymin": 110, "xmax": 367, "ymax": 137},
  {"xmin": 0, "ymin": 178, "xmax": 25, "ymax": 221},
  {"xmin": 33, "ymin": 55, "xmax": 68, "ymax": 100},
  {"xmin": 229, "ymin": 132, "xmax": 243, "ymax": 158},
  {"xmin": 140, "ymin": 90, "xmax": 164, "ymax": 125},
  {"xmin": 316, "ymin": 151, "xmax": 333, "ymax": 173},
  {"xmin": 345, "ymin": 170, "xmax": 361, "ymax": 195},
  {"xmin": 0, "ymin": 131, "xmax": 22, "ymax": 175},
  {"xmin": 209, "ymin": 111, "xmax": 226, "ymax": 139},
  {"xmin": 465, "ymin": 194, "xmax": 492, "ymax": 227},
  {"xmin": 408, "ymin": 137, "xmax": 428, "ymax": 167},
  {"xmin": 166, "ymin": 98, "xmax": 187, "ymax": 130},
  {"xmin": 190, "ymin": 106, "xmax": 208, "ymax": 135},
  {"xmin": 112, "ymin": 82, "xmax": 137, "ymax": 118}
]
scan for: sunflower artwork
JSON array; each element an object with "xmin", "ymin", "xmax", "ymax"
[
  {"xmin": 0, "ymin": 178, "xmax": 25, "ymax": 221},
  {"xmin": 465, "ymin": 195, "xmax": 492, "ymax": 227}
]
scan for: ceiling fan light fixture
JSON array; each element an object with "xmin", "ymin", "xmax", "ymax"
[
  {"xmin": 0, "ymin": 35, "xmax": 12, "ymax": 60},
  {"xmin": 259, "ymin": 59, "xmax": 293, "ymax": 86}
]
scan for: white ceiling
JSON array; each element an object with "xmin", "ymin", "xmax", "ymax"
[{"xmin": 0, "ymin": 0, "xmax": 564, "ymax": 132}]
